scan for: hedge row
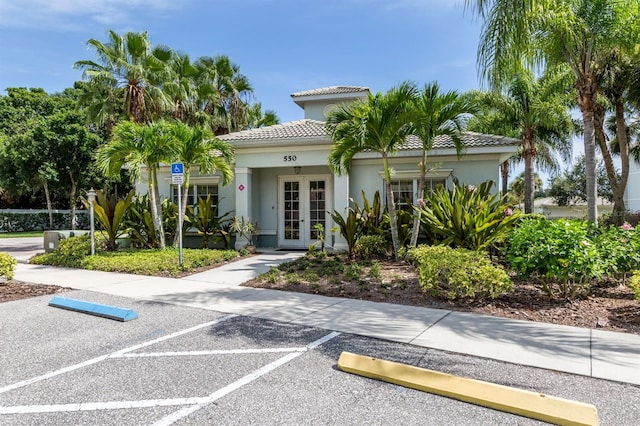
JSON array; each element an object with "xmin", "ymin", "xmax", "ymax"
[{"xmin": 0, "ymin": 212, "xmax": 89, "ymax": 232}]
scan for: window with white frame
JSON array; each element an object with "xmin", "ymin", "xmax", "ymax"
[
  {"xmin": 171, "ymin": 183, "xmax": 218, "ymax": 209},
  {"xmin": 390, "ymin": 178, "xmax": 446, "ymax": 209},
  {"xmin": 381, "ymin": 169, "xmax": 452, "ymax": 209}
]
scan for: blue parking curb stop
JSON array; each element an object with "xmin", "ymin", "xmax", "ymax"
[{"xmin": 48, "ymin": 296, "xmax": 138, "ymax": 322}]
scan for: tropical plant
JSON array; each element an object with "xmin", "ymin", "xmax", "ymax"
[
  {"xmin": 230, "ymin": 216, "xmax": 258, "ymax": 247},
  {"xmin": 168, "ymin": 121, "xmax": 234, "ymax": 246},
  {"xmin": 81, "ymin": 189, "xmax": 135, "ymax": 251},
  {"xmin": 187, "ymin": 196, "xmax": 233, "ymax": 248},
  {"xmin": 125, "ymin": 194, "xmax": 157, "ymax": 248},
  {"xmin": 353, "ymin": 190, "xmax": 386, "ymax": 237},
  {"xmin": 467, "ymin": 68, "xmax": 575, "ymax": 213},
  {"xmin": 97, "ymin": 121, "xmax": 177, "ymax": 248},
  {"xmin": 408, "ymin": 82, "xmax": 477, "ymax": 246},
  {"xmin": 74, "ymin": 30, "xmax": 172, "ymax": 123},
  {"xmin": 330, "ymin": 208, "xmax": 363, "ymax": 259},
  {"xmin": 465, "ymin": 0, "xmax": 640, "ymax": 223},
  {"xmin": 326, "ymin": 82, "xmax": 417, "ymax": 259},
  {"xmin": 417, "ymin": 178, "xmax": 522, "ymax": 250}
]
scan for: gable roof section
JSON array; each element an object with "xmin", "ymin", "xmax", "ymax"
[
  {"xmin": 290, "ymin": 86, "xmax": 370, "ymax": 98},
  {"xmin": 219, "ymin": 120, "xmax": 520, "ymax": 150},
  {"xmin": 218, "ymin": 119, "xmax": 330, "ymax": 145},
  {"xmin": 291, "ymin": 86, "xmax": 370, "ymax": 108}
]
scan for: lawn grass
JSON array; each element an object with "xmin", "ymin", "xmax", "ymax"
[
  {"xmin": 0, "ymin": 231, "xmax": 44, "ymax": 238},
  {"xmin": 31, "ymin": 247, "xmax": 242, "ymax": 277}
]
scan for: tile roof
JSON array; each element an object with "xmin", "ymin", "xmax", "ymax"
[
  {"xmin": 219, "ymin": 120, "xmax": 520, "ymax": 150},
  {"xmin": 217, "ymin": 119, "xmax": 329, "ymax": 142},
  {"xmin": 290, "ymin": 86, "xmax": 369, "ymax": 98},
  {"xmin": 401, "ymin": 133, "xmax": 520, "ymax": 150}
]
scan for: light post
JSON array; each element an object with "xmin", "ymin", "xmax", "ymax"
[{"xmin": 88, "ymin": 188, "xmax": 96, "ymax": 255}]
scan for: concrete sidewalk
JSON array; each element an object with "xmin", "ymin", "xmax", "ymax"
[{"xmin": 12, "ymin": 251, "xmax": 640, "ymax": 387}]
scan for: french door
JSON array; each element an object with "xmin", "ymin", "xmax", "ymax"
[{"xmin": 278, "ymin": 175, "xmax": 331, "ymax": 248}]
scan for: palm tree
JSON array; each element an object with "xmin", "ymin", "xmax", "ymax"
[
  {"xmin": 74, "ymin": 30, "xmax": 172, "ymax": 123},
  {"xmin": 326, "ymin": 82, "xmax": 417, "ymax": 259},
  {"xmin": 465, "ymin": 0, "xmax": 638, "ymax": 222},
  {"xmin": 193, "ymin": 55, "xmax": 254, "ymax": 134},
  {"xmin": 163, "ymin": 52, "xmax": 198, "ymax": 121},
  {"xmin": 408, "ymin": 82, "xmax": 476, "ymax": 246},
  {"xmin": 468, "ymin": 69, "xmax": 574, "ymax": 213},
  {"xmin": 168, "ymin": 122, "xmax": 235, "ymax": 246},
  {"xmin": 96, "ymin": 121, "xmax": 177, "ymax": 248}
]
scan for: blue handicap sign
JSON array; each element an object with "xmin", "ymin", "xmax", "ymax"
[{"xmin": 171, "ymin": 163, "xmax": 184, "ymax": 174}]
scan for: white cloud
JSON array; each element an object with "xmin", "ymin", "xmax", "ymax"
[{"xmin": 0, "ymin": 0, "xmax": 183, "ymax": 31}]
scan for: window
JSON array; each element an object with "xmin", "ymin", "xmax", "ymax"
[
  {"xmin": 389, "ymin": 178, "xmax": 446, "ymax": 209},
  {"xmin": 172, "ymin": 184, "xmax": 218, "ymax": 208}
]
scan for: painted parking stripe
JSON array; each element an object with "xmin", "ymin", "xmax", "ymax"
[
  {"xmin": 0, "ymin": 398, "xmax": 210, "ymax": 415},
  {"xmin": 0, "ymin": 331, "xmax": 341, "ymax": 421},
  {"xmin": 0, "ymin": 315, "xmax": 238, "ymax": 395},
  {"xmin": 115, "ymin": 347, "xmax": 309, "ymax": 358},
  {"xmin": 153, "ymin": 331, "xmax": 341, "ymax": 426}
]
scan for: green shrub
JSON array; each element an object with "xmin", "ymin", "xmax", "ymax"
[
  {"xmin": 593, "ymin": 223, "xmax": 640, "ymax": 284},
  {"xmin": 368, "ymin": 260, "xmax": 382, "ymax": 282},
  {"xmin": 31, "ymin": 235, "xmax": 91, "ymax": 268},
  {"xmin": 409, "ymin": 245, "xmax": 512, "ymax": 300},
  {"xmin": 506, "ymin": 217, "xmax": 603, "ymax": 298},
  {"xmin": 354, "ymin": 235, "xmax": 387, "ymax": 259},
  {"xmin": 628, "ymin": 272, "xmax": 640, "ymax": 301},
  {"xmin": 344, "ymin": 263, "xmax": 363, "ymax": 281},
  {"xmin": 418, "ymin": 178, "xmax": 523, "ymax": 250},
  {"xmin": 0, "ymin": 252, "xmax": 17, "ymax": 280}
]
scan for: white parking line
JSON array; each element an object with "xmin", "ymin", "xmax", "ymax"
[
  {"xmin": 114, "ymin": 347, "xmax": 309, "ymax": 358},
  {"xmin": 0, "ymin": 314, "xmax": 238, "ymax": 395},
  {"xmin": 153, "ymin": 331, "xmax": 341, "ymax": 426},
  {"xmin": 0, "ymin": 330, "xmax": 341, "ymax": 423}
]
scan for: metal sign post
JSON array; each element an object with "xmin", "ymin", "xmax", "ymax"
[{"xmin": 171, "ymin": 163, "xmax": 185, "ymax": 267}]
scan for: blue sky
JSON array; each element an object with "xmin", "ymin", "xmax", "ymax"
[{"xmin": 0, "ymin": 0, "xmax": 483, "ymax": 123}]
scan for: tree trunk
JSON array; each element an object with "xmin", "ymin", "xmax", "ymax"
[
  {"xmin": 593, "ymin": 100, "xmax": 626, "ymax": 224},
  {"xmin": 383, "ymin": 156, "xmax": 401, "ymax": 260},
  {"xmin": 409, "ymin": 154, "xmax": 426, "ymax": 247},
  {"xmin": 147, "ymin": 167, "xmax": 165, "ymax": 248},
  {"xmin": 68, "ymin": 173, "xmax": 78, "ymax": 230},
  {"xmin": 43, "ymin": 180, "xmax": 53, "ymax": 230},
  {"xmin": 500, "ymin": 160, "xmax": 509, "ymax": 199},
  {"xmin": 613, "ymin": 96, "xmax": 630, "ymax": 225},
  {"xmin": 581, "ymin": 109, "xmax": 598, "ymax": 223},
  {"xmin": 522, "ymin": 129, "xmax": 536, "ymax": 214},
  {"xmin": 576, "ymin": 79, "xmax": 599, "ymax": 223}
]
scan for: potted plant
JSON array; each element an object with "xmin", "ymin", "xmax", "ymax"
[{"xmin": 231, "ymin": 216, "xmax": 258, "ymax": 253}]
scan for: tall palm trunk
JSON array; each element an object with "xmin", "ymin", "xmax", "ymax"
[
  {"xmin": 581, "ymin": 109, "xmax": 598, "ymax": 223},
  {"xmin": 594, "ymin": 98, "xmax": 629, "ymax": 225},
  {"xmin": 384, "ymin": 156, "xmax": 401, "ymax": 261},
  {"xmin": 500, "ymin": 160, "xmax": 510, "ymax": 198},
  {"xmin": 613, "ymin": 96, "xmax": 630, "ymax": 224},
  {"xmin": 522, "ymin": 128, "xmax": 536, "ymax": 214},
  {"xmin": 409, "ymin": 156, "xmax": 427, "ymax": 247},
  {"xmin": 576, "ymin": 79, "xmax": 599, "ymax": 223},
  {"xmin": 147, "ymin": 167, "xmax": 165, "ymax": 248}
]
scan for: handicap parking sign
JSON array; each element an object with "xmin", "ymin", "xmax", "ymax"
[{"xmin": 171, "ymin": 163, "xmax": 184, "ymax": 174}]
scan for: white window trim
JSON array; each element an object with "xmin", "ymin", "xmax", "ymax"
[{"xmin": 377, "ymin": 169, "xmax": 453, "ymax": 180}]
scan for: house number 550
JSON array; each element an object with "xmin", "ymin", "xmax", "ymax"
[{"xmin": 283, "ymin": 155, "xmax": 297, "ymax": 162}]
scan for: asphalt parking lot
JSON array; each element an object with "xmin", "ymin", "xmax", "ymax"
[{"xmin": 1, "ymin": 290, "xmax": 640, "ymax": 425}]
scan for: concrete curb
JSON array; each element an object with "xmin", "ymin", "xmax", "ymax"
[{"xmin": 337, "ymin": 351, "xmax": 599, "ymax": 426}]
